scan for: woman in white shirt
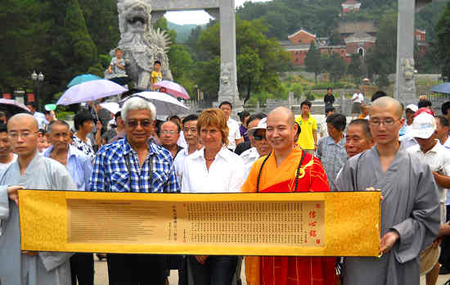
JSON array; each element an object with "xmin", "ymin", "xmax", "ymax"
[{"xmin": 182, "ymin": 108, "xmax": 245, "ymax": 285}]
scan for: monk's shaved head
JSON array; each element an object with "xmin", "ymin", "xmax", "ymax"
[
  {"xmin": 370, "ymin": 97, "xmax": 403, "ymax": 118},
  {"xmin": 7, "ymin": 113, "xmax": 38, "ymax": 131},
  {"xmin": 268, "ymin": 107, "xmax": 295, "ymax": 126}
]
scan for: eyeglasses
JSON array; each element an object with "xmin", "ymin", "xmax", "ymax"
[
  {"xmin": 253, "ymin": 134, "xmax": 267, "ymax": 141},
  {"xmin": 8, "ymin": 131, "xmax": 40, "ymax": 140},
  {"xmin": 368, "ymin": 118, "xmax": 401, "ymax": 127},
  {"xmin": 161, "ymin": 130, "xmax": 178, "ymax": 135},
  {"xmin": 126, "ymin": 120, "xmax": 152, "ymax": 128}
]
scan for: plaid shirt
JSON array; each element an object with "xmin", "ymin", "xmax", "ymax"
[{"xmin": 90, "ymin": 138, "xmax": 180, "ymax": 193}]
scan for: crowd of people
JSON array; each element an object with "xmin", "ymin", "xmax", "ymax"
[{"xmin": 0, "ymin": 88, "xmax": 449, "ymax": 285}]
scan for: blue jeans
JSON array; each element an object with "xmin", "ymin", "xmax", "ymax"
[{"xmin": 189, "ymin": 255, "xmax": 238, "ymax": 285}]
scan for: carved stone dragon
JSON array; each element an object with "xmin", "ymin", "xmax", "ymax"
[{"xmin": 108, "ymin": 0, "xmax": 173, "ymax": 89}]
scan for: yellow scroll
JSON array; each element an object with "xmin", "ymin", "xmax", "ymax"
[{"xmin": 18, "ymin": 190, "xmax": 380, "ymax": 256}]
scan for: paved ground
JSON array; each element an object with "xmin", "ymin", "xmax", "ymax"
[{"xmin": 93, "ymin": 258, "xmax": 450, "ymax": 285}]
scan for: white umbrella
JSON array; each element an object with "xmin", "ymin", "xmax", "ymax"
[
  {"xmin": 122, "ymin": 91, "xmax": 189, "ymax": 119},
  {"xmin": 56, "ymin": 80, "xmax": 127, "ymax": 105},
  {"xmin": 100, "ymin": 102, "xmax": 121, "ymax": 115}
]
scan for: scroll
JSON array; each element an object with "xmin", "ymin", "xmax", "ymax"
[{"xmin": 18, "ymin": 190, "xmax": 380, "ymax": 256}]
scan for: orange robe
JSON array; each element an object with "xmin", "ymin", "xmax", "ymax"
[{"xmin": 242, "ymin": 147, "xmax": 336, "ymax": 285}]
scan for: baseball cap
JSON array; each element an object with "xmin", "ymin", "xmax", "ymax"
[
  {"xmin": 247, "ymin": 118, "xmax": 267, "ymax": 137},
  {"xmin": 407, "ymin": 112, "xmax": 436, "ymax": 139},
  {"xmin": 405, "ymin": 104, "xmax": 418, "ymax": 112}
]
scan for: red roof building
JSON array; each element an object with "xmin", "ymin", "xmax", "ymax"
[{"xmin": 342, "ymin": 0, "xmax": 361, "ymax": 14}]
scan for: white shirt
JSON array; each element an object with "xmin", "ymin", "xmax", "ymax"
[
  {"xmin": 33, "ymin": 112, "xmax": 48, "ymax": 130},
  {"xmin": 352, "ymin": 92, "xmax": 364, "ymax": 104},
  {"xmin": 177, "ymin": 131, "xmax": 188, "ymax": 149},
  {"xmin": 227, "ymin": 118, "xmax": 242, "ymax": 151},
  {"xmin": 0, "ymin": 154, "xmax": 17, "ymax": 178},
  {"xmin": 319, "ymin": 121, "xmax": 328, "ymax": 138},
  {"xmin": 181, "ymin": 147, "xmax": 245, "ymax": 193},
  {"xmin": 240, "ymin": 147, "xmax": 260, "ymax": 179},
  {"xmin": 173, "ymin": 148, "xmax": 189, "ymax": 185},
  {"xmin": 443, "ymin": 136, "xmax": 450, "ymax": 150},
  {"xmin": 407, "ymin": 142, "xmax": 450, "ymax": 222}
]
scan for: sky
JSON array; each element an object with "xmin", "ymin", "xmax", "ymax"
[{"xmin": 165, "ymin": 0, "xmax": 272, "ymax": 25}]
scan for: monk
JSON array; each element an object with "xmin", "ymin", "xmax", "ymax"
[
  {"xmin": 242, "ymin": 107, "xmax": 336, "ymax": 285},
  {"xmin": 336, "ymin": 97, "xmax": 440, "ymax": 285}
]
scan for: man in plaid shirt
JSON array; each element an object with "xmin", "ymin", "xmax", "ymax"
[{"xmin": 90, "ymin": 96, "xmax": 180, "ymax": 284}]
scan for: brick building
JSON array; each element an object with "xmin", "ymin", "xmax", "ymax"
[{"xmin": 280, "ymin": 0, "xmax": 427, "ymax": 66}]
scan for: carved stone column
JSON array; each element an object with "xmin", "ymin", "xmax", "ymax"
[{"xmin": 394, "ymin": 0, "xmax": 417, "ymax": 104}]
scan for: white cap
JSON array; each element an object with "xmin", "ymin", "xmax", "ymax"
[
  {"xmin": 408, "ymin": 112, "xmax": 436, "ymax": 139},
  {"xmin": 406, "ymin": 104, "xmax": 418, "ymax": 112},
  {"xmin": 247, "ymin": 118, "xmax": 267, "ymax": 137}
]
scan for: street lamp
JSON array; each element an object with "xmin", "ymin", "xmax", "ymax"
[{"xmin": 31, "ymin": 71, "xmax": 44, "ymax": 110}]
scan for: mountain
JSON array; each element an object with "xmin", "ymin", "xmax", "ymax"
[{"xmin": 168, "ymin": 22, "xmax": 202, "ymax": 43}]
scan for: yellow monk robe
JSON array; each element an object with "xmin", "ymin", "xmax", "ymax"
[{"xmin": 242, "ymin": 147, "xmax": 336, "ymax": 285}]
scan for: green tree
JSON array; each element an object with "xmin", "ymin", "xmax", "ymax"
[
  {"xmin": 435, "ymin": 2, "xmax": 450, "ymax": 80},
  {"xmin": 193, "ymin": 18, "xmax": 290, "ymax": 101},
  {"xmin": 322, "ymin": 53, "xmax": 347, "ymax": 83},
  {"xmin": 78, "ymin": 0, "xmax": 119, "ymax": 55},
  {"xmin": 366, "ymin": 12, "xmax": 397, "ymax": 85},
  {"xmin": 348, "ymin": 54, "xmax": 362, "ymax": 82},
  {"xmin": 304, "ymin": 41, "xmax": 322, "ymax": 84},
  {"xmin": 0, "ymin": 0, "xmax": 47, "ymax": 90}
]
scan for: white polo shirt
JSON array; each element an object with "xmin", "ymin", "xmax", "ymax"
[
  {"xmin": 352, "ymin": 92, "xmax": 364, "ymax": 104},
  {"xmin": 181, "ymin": 146, "xmax": 245, "ymax": 193},
  {"xmin": 227, "ymin": 118, "xmax": 242, "ymax": 151},
  {"xmin": 407, "ymin": 141, "xmax": 450, "ymax": 223},
  {"xmin": 240, "ymin": 147, "xmax": 260, "ymax": 179}
]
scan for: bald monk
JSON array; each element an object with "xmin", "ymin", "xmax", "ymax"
[
  {"xmin": 242, "ymin": 107, "xmax": 336, "ymax": 285},
  {"xmin": 0, "ymin": 114, "xmax": 77, "ymax": 285},
  {"xmin": 336, "ymin": 97, "xmax": 440, "ymax": 285}
]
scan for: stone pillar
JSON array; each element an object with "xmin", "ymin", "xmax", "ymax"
[
  {"xmin": 394, "ymin": 0, "xmax": 416, "ymax": 104},
  {"xmin": 217, "ymin": 0, "xmax": 242, "ymax": 112}
]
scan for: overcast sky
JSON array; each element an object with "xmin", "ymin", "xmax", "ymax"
[{"xmin": 165, "ymin": 0, "xmax": 272, "ymax": 25}]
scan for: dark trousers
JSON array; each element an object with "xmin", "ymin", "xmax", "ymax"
[
  {"xmin": 107, "ymin": 254, "xmax": 166, "ymax": 285},
  {"xmin": 189, "ymin": 255, "xmax": 238, "ymax": 285},
  {"xmin": 70, "ymin": 253, "xmax": 94, "ymax": 285}
]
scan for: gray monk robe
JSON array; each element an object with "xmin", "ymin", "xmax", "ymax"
[
  {"xmin": 335, "ymin": 146, "xmax": 440, "ymax": 285},
  {"xmin": 0, "ymin": 153, "xmax": 77, "ymax": 285}
]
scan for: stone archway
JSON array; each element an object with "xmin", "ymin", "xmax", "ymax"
[{"xmin": 148, "ymin": 0, "xmax": 240, "ymax": 107}]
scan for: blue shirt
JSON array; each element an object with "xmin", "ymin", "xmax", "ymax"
[
  {"xmin": 90, "ymin": 137, "xmax": 180, "ymax": 193},
  {"xmin": 316, "ymin": 136, "xmax": 348, "ymax": 191},
  {"xmin": 43, "ymin": 144, "xmax": 93, "ymax": 191}
]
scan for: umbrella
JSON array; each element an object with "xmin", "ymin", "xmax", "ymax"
[
  {"xmin": 67, "ymin": 74, "xmax": 102, "ymax": 88},
  {"xmin": 153, "ymin": 80, "xmax": 190, "ymax": 100},
  {"xmin": 0, "ymin": 98, "xmax": 30, "ymax": 116},
  {"xmin": 57, "ymin": 80, "xmax": 128, "ymax": 106},
  {"xmin": 121, "ymin": 91, "xmax": 189, "ymax": 119},
  {"xmin": 100, "ymin": 102, "xmax": 121, "ymax": 115},
  {"xmin": 109, "ymin": 76, "xmax": 131, "ymax": 86},
  {"xmin": 430, "ymin": 83, "xmax": 450, "ymax": 94}
]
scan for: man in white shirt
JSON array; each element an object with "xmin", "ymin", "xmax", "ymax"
[
  {"xmin": 27, "ymin": 103, "xmax": 48, "ymax": 130},
  {"xmin": 240, "ymin": 114, "xmax": 272, "ymax": 178},
  {"xmin": 0, "ymin": 124, "xmax": 17, "ymax": 177},
  {"xmin": 219, "ymin": 101, "xmax": 243, "ymax": 151},
  {"xmin": 351, "ymin": 88, "xmax": 364, "ymax": 119},
  {"xmin": 173, "ymin": 115, "xmax": 202, "ymax": 183},
  {"xmin": 406, "ymin": 112, "xmax": 450, "ymax": 284}
]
